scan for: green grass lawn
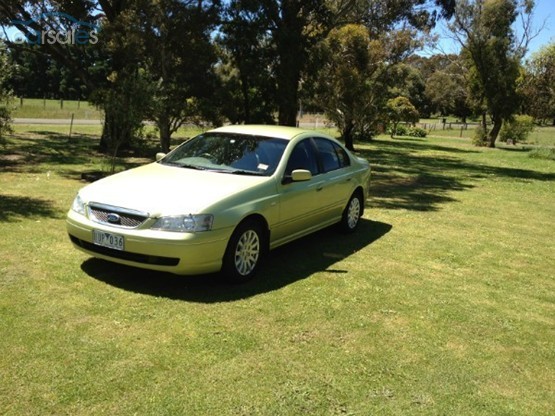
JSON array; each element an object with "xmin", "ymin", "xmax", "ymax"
[
  {"xmin": 10, "ymin": 98, "xmax": 103, "ymax": 120},
  {"xmin": 1, "ymin": 128, "xmax": 554, "ymax": 415}
]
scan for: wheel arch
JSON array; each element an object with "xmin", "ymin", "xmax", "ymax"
[
  {"xmin": 235, "ymin": 213, "xmax": 270, "ymax": 252},
  {"xmin": 351, "ymin": 186, "xmax": 365, "ymax": 215}
]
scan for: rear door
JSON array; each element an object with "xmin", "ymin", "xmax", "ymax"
[{"xmin": 312, "ymin": 137, "xmax": 353, "ymax": 221}]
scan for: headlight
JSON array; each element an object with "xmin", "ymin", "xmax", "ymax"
[
  {"xmin": 152, "ymin": 214, "xmax": 213, "ymax": 233},
  {"xmin": 71, "ymin": 194, "xmax": 86, "ymax": 216}
]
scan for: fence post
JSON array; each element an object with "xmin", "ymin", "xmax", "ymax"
[{"xmin": 69, "ymin": 113, "xmax": 75, "ymax": 139}]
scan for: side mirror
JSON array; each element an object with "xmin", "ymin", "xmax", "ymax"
[
  {"xmin": 291, "ymin": 169, "xmax": 312, "ymax": 182},
  {"xmin": 156, "ymin": 152, "xmax": 166, "ymax": 162}
]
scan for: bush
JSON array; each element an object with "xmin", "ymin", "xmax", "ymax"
[
  {"xmin": 386, "ymin": 125, "xmax": 427, "ymax": 138},
  {"xmin": 387, "ymin": 124, "xmax": 408, "ymax": 137},
  {"xmin": 0, "ymin": 106, "xmax": 12, "ymax": 147},
  {"xmin": 500, "ymin": 115, "xmax": 535, "ymax": 144},
  {"xmin": 408, "ymin": 127, "xmax": 427, "ymax": 138},
  {"xmin": 472, "ymin": 125, "xmax": 488, "ymax": 147}
]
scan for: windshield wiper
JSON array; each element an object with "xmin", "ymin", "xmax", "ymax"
[
  {"xmin": 165, "ymin": 163, "xmax": 208, "ymax": 170},
  {"xmin": 228, "ymin": 169, "xmax": 265, "ymax": 176}
]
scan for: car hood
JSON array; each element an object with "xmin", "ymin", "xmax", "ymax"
[{"xmin": 80, "ymin": 163, "xmax": 269, "ymax": 215}]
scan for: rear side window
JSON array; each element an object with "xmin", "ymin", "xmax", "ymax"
[{"xmin": 313, "ymin": 138, "xmax": 349, "ymax": 172}]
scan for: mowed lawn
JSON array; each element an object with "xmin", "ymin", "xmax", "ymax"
[{"xmin": 0, "ymin": 127, "xmax": 554, "ymax": 415}]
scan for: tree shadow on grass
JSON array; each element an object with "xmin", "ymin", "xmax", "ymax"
[
  {"xmin": 1, "ymin": 132, "xmax": 154, "ymax": 179},
  {"xmin": 357, "ymin": 137, "xmax": 555, "ymax": 211},
  {"xmin": 0, "ymin": 194, "xmax": 61, "ymax": 222},
  {"xmin": 1, "ymin": 134, "xmax": 95, "ymax": 172},
  {"xmin": 81, "ymin": 219, "xmax": 392, "ymax": 302}
]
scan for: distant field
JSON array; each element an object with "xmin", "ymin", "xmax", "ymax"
[
  {"xmin": 7, "ymin": 99, "xmax": 555, "ymax": 148},
  {"xmin": 10, "ymin": 98, "xmax": 102, "ymax": 120}
]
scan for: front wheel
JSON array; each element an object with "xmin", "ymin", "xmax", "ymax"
[
  {"xmin": 340, "ymin": 192, "xmax": 363, "ymax": 233},
  {"xmin": 222, "ymin": 220, "xmax": 265, "ymax": 282}
]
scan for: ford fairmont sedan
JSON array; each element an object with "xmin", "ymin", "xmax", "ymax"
[{"xmin": 67, "ymin": 125, "xmax": 371, "ymax": 281}]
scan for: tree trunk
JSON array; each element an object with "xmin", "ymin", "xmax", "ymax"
[
  {"xmin": 276, "ymin": 61, "xmax": 300, "ymax": 127},
  {"xmin": 239, "ymin": 72, "xmax": 251, "ymax": 123},
  {"xmin": 481, "ymin": 112, "xmax": 488, "ymax": 134},
  {"xmin": 343, "ymin": 120, "xmax": 355, "ymax": 151},
  {"xmin": 158, "ymin": 116, "xmax": 171, "ymax": 153},
  {"xmin": 275, "ymin": 3, "xmax": 303, "ymax": 127},
  {"xmin": 488, "ymin": 116, "xmax": 502, "ymax": 148}
]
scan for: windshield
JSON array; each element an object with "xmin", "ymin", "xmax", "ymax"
[{"xmin": 160, "ymin": 132, "xmax": 288, "ymax": 176}]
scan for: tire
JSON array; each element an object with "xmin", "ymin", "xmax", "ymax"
[
  {"xmin": 222, "ymin": 219, "xmax": 266, "ymax": 282},
  {"xmin": 340, "ymin": 191, "xmax": 363, "ymax": 233}
]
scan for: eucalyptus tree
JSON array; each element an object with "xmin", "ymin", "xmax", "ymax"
[
  {"xmin": 1, "ymin": 0, "xmax": 222, "ymax": 153},
  {"xmin": 308, "ymin": 0, "xmax": 455, "ymax": 148},
  {"xmin": 217, "ymin": 1, "xmax": 278, "ymax": 124},
  {"xmin": 312, "ymin": 23, "xmax": 387, "ymax": 150},
  {"xmin": 142, "ymin": 0, "xmax": 221, "ymax": 152},
  {"xmin": 522, "ymin": 42, "xmax": 555, "ymax": 125},
  {"xmin": 417, "ymin": 54, "xmax": 471, "ymax": 120},
  {"xmin": 0, "ymin": 40, "xmax": 13, "ymax": 145},
  {"xmin": 220, "ymin": 0, "xmax": 332, "ymax": 126},
  {"xmin": 449, "ymin": 0, "xmax": 538, "ymax": 147}
]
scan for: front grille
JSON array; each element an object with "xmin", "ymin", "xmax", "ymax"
[
  {"xmin": 88, "ymin": 203, "xmax": 149, "ymax": 228},
  {"xmin": 69, "ymin": 235, "xmax": 180, "ymax": 267}
]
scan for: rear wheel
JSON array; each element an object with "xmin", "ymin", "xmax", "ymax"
[
  {"xmin": 340, "ymin": 191, "xmax": 363, "ymax": 233},
  {"xmin": 222, "ymin": 220, "xmax": 265, "ymax": 282}
]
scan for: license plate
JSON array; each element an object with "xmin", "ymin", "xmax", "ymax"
[{"xmin": 93, "ymin": 230, "xmax": 125, "ymax": 251}]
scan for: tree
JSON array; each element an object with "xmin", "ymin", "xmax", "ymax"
[
  {"xmin": 7, "ymin": 44, "xmax": 90, "ymax": 99},
  {"xmin": 0, "ymin": 40, "xmax": 13, "ymax": 146},
  {"xmin": 221, "ymin": 0, "xmax": 331, "ymax": 126},
  {"xmin": 522, "ymin": 42, "xmax": 555, "ymax": 125},
  {"xmin": 449, "ymin": 0, "xmax": 537, "ymax": 147},
  {"xmin": 387, "ymin": 62, "xmax": 428, "ymax": 117},
  {"xmin": 217, "ymin": 1, "xmax": 278, "ymax": 124},
  {"xmin": 143, "ymin": 0, "xmax": 221, "ymax": 152},
  {"xmin": 420, "ymin": 54, "xmax": 471, "ymax": 120},
  {"xmin": 386, "ymin": 96, "xmax": 419, "ymax": 138},
  {"xmin": 313, "ymin": 24, "xmax": 387, "ymax": 150}
]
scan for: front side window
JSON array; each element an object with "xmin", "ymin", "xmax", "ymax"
[{"xmin": 284, "ymin": 139, "xmax": 319, "ymax": 176}]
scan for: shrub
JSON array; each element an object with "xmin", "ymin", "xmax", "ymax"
[
  {"xmin": 500, "ymin": 115, "xmax": 535, "ymax": 144},
  {"xmin": 408, "ymin": 127, "xmax": 427, "ymax": 138},
  {"xmin": 0, "ymin": 106, "xmax": 12, "ymax": 147},
  {"xmin": 472, "ymin": 125, "xmax": 488, "ymax": 146},
  {"xmin": 387, "ymin": 124, "xmax": 408, "ymax": 137}
]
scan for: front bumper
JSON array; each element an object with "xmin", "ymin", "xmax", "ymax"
[{"xmin": 66, "ymin": 210, "xmax": 232, "ymax": 275}]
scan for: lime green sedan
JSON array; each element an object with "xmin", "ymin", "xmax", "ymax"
[{"xmin": 67, "ymin": 125, "xmax": 371, "ymax": 281}]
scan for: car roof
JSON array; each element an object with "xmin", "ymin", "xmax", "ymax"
[{"xmin": 209, "ymin": 124, "xmax": 329, "ymax": 141}]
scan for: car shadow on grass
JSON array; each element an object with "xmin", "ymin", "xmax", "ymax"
[{"xmin": 81, "ymin": 219, "xmax": 392, "ymax": 302}]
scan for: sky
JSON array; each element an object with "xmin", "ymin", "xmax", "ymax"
[{"xmin": 424, "ymin": 0, "xmax": 555, "ymax": 59}]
